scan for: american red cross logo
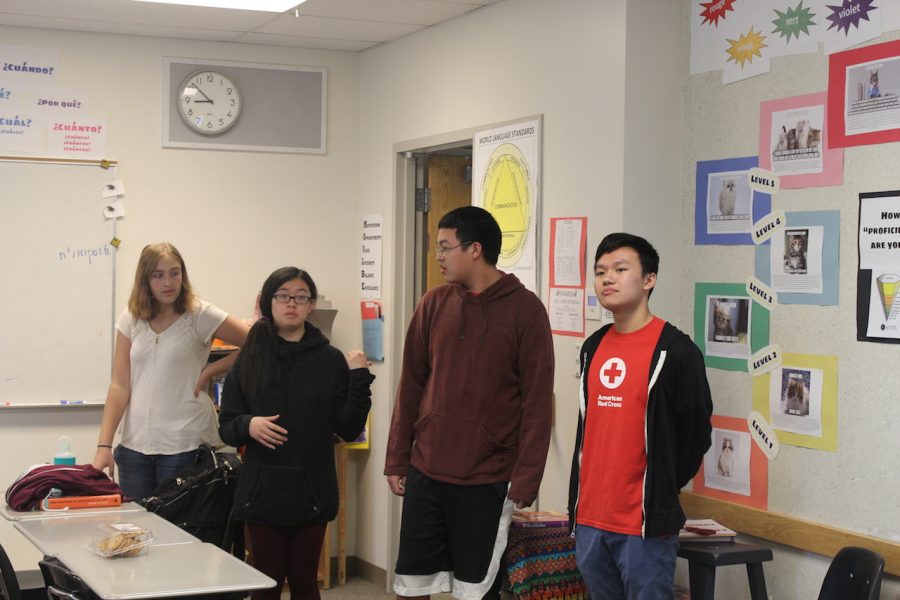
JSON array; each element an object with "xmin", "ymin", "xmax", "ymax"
[{"xmin": 599, "ymin": 357, "xmax": 626, "ymax": 389}]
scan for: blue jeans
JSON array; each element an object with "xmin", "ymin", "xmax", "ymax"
[
  {"xmin": 575, "ymin": 524, "xmax": 679, "ymax": 600},
  {"xmin": 113, "ymin": 445, "xmax": 198, "ymax": 501}
]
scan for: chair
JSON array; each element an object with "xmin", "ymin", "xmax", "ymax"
[
  {"xmin": 0, "ymin": 543, "xmax": 24, "ymax": 600},
  {"xmin": 817, "ymin": 546, "xmax": 884, "ymax": 600},
  {"xmin": 37, "ymin": 559, "xmax": 98, "ymax": 600}
]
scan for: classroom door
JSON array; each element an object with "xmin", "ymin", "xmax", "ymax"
[{"xmin": 424, "ymin": 155, "xmax": 472, "ymax": 292}]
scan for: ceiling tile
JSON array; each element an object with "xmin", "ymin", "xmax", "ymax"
[
  {"xmin": 0, "ymin": 0, "xmax": 276, "ymax": 30},
  {"xmin": 256, "ymin": 13, "xmax": 423, "ymax": 42},
  {"xmin": 296, "ymin": 0, "xmax": 476, "ymax": 26},
  {"xmin": 235, "ymin": 32, "xmax": 375, "ymax": 51},
  {"xmin": 0, "ymin": 0, "xmax": 501, "ymax": 51}
]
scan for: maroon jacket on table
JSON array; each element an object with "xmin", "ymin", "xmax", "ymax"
[{"xmin": 384, "ymin": 273, "xmax": 554, "ymax": 504}]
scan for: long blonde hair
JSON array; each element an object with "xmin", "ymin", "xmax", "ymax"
[{"xmin": 128, "ymin": 243, "xmax": 197, "ymax": 320}]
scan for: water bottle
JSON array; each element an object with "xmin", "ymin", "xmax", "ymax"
[{"xmin": 53, "ymin": 436, "xmax": 76, "ymax": 465}]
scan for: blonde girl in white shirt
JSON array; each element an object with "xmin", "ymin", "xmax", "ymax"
[{"xmin": 91, "ymin": 242, "xmax": 248, "ymax": 500}]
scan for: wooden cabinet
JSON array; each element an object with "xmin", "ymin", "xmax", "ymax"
[{"xmin": 317, "ymin": 444, "xmax": 348, "ymax": 589}]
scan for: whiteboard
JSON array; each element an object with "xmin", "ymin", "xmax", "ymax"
[{"xmin": 0, "ymin": 159, "xmax": 116, "ymax": 407}]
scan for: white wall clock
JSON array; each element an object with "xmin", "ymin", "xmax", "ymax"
[
  {"xmin": 177, "ymin": 70, "xmax": 242, "ymax": 136},
  {"xmin": 164, "ymin": 58, "xmax": 326, "ymax": 153}
]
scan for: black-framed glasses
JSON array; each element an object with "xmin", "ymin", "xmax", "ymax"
[
  {"xmin": 434, "ymin": 242, "xmax": 472, "ymax": 258},
  {"xmin": 273, "ymin": 293, "xmax": 312, "ymax": 305}
]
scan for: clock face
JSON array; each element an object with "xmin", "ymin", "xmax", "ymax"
[{"xmin": 178, "ymin": 70, "xmax": 242, "ymax": 135}]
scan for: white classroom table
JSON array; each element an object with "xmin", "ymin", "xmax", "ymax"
[
  {"xmin": 54, "ymin": 543, "xmax": 276, "ymax": 600},
  {"xmin": 14, "ymin": 511, "xmax": 197, "ymax": 556},
  {"xmin": 6, "ymin": 499, "xmax": 276, "ymax": 599},
  {"xmin": 0, "ymin": 517, "xmax": 44, "ymax": 590},
  {"xmin": 1, "ymin": 497, "xmax": 142, "ymax": 590},
  {"xmin": 1, "ymin": 501, "xmax": 144, "ymax": 521}
]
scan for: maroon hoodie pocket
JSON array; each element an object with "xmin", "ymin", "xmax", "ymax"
[{"xmin": 414, "ymin": 412, "xmax": 514, "ymax": 481}]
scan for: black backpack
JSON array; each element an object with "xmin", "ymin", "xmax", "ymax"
[{"xmin": 140, "ymin": 444, "xmax": 242, "ymax": 556}]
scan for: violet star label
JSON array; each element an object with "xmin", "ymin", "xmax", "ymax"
[{"xmin": 826, "ymin": 0, "xmax": 877, "ymax": 35}]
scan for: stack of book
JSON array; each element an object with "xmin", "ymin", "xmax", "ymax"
[
  {"xmin": 510, "ymin": 509, "xmax": 568, "ymax": 528},
  {"xmin": 45, "ymin": 493, "xmax": 122, "ymax": 510},
  {"xmin": 678, "ymin": 519, "xmax": 737, "ymax": 543}
]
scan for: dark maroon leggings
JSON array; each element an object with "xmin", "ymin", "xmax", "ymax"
[{"xmin": 247, "ymin": 521, "xmax": 327, "ymax": 600}]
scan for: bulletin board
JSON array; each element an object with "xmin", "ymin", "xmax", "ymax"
[
  {"xmin": 0, "ymin": 157, "xmax": 117, "ymax": 407},
  {"xmin": 683, "ymin": 21, "xmax": 900, "ymax": 576}
]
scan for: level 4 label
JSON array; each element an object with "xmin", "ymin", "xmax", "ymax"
[{"xmin": 752, "ymin": 210, "xmax": 786, "ymax": 245}]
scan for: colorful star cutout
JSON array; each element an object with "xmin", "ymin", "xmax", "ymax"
[
  {"xmin": 773, "ymin": 1, "xmax": 817, "ymax": 43},
  {"xmin": 825, "ymin": 0, "xmax": 877, "ymax": 35},
  {"xmin": 726, "ymin": 27, "xmax": 768, "ymax": 68},
  {"xmin": 700, "ymin": 0, "xmax": 737, "ymax": 26}
]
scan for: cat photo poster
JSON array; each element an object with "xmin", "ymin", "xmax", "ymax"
[
  {"xmin": 768, "ymin": 365, "xmax": 824, "ymax": 438},
  {"xmin": 769, "ymin": 225, "xmax": 824, "ymax": 294},
  {"xmin": 760, "ymin": 92, "xmax": 843, "ymax": 188},
  {"xmin": 705, "ymin": 296, "xmax": 751, "ymax": 359},
  {"xmin": 843, "ymin": 58, "xmax": 900, "ymax": 138},
  {"xmin": 769, "ymin": 104, "xmax": 824, "ymax": 176},
  {"xmin": 703, "ymin": 428, "xmax": 751, "ymax": 496},
  {"xmin": 696, "ymin": 156, "xmax": 773, "ymax": 244},
  {"xmin": 706, "ymin": 171, "xmax": 752, "ymax": 235},
  {"xmin": 783, "ymin": 229, "xmax": 809, "ymax": 275}
]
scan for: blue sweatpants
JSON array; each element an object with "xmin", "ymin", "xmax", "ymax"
[{"xmin": 575, "ymin": 524, "xmax": 678, "ymax": 600}]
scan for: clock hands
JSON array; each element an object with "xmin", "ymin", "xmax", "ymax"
[{"xmin": 190, "ymin": 84, "xmax": 214, "ymax": 104}]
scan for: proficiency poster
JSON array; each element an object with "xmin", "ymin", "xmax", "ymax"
[{"xmin": 858, "ymin": 191, "xmax": 900, "ymax": 343}]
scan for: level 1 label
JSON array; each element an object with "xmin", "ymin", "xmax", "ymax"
[{"xmin": 748, "ymin": 411, "xmax": 779, "ymax": 459}]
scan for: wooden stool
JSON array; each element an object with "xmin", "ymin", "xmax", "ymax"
[{"xmin": 678, "ymin": 542, "xmax": 773, "ymax": 600}]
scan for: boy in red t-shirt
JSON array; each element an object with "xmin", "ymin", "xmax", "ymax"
[{"xmin": 568, "ymin": 233, "xmax": 713, "ymax": 600}]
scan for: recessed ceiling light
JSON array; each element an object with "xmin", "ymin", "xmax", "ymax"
[{"xmin": 132, "ymin": 0, "xmax": 305, "ymax": 12}]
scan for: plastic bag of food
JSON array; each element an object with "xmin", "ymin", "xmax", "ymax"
[{"xmin": 88, "ymin": 523, "xmax": 153, "ymax": 558}]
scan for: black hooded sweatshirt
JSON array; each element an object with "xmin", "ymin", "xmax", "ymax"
[{"xmin": 219, "ymin": 323, "xmax": 374, "ymax": 525}]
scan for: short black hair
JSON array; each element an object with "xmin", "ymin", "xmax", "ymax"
[
  {"xmin": 595, "ymin": 232, "xmax": 659, "ymax": 277},
  {"xmin": 437, "ymin": 206, "xmax": 502, "ymax": 265}
]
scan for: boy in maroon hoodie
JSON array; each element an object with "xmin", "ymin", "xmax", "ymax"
[{"xmin": 385, "ymin": 206, "xmax": 554, "ymax": 600}]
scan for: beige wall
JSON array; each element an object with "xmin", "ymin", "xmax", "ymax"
[
  {"xmin": 357, "ymin": 0, "xmax": 628, "ymax": 573},
  {"xmin": 623, "ymin": 0, "xmax": 687, "ymax": 323},
  {"xmin": 4, "ymin": 2, "xmax": 893, "ymax": 597},
  {"xmin": 0, "ymin": 24, "xmax": 362, "ymax": 554}
]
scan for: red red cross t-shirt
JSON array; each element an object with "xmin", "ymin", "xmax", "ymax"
[{"xmin": 577, "ymin": 317, "xmax": 665, "ymax": 535}]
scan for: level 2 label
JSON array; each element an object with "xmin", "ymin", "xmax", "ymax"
[{"xmin": 748, "ymin": 343, "xmax": 782, "ymax": 376}]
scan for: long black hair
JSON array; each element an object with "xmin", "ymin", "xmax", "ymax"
[{"xmin": 237, "ymin": 267, "xmax": 318, "ymax": 403}]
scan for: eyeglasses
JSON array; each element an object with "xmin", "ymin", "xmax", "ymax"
[
  {"xmin": 434, "ymin": 242, "xmax": 471, "ymax": 258},
  {"xmin": 273, "ymin": 293, "xmax": 312, "ymax": 305}
]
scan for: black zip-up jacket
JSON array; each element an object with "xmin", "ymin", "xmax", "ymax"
[
  {"xmin": 567, "ymin": 321, "xmax": 713, "ymax": 538},
  {"xmin": 218, "ymin": 324, "xmax": 374, "ymax": 525}
]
